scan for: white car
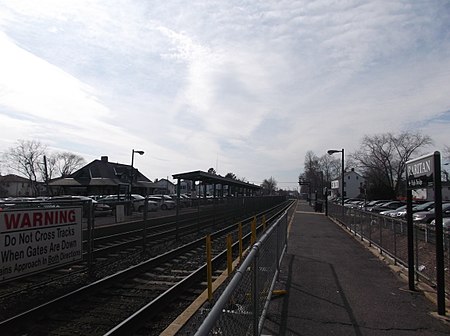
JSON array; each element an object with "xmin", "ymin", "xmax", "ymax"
[
  {"xmin": 99, "ymin": 194, "xmax": 158, "ymax": 212},
  {"xmin": 148, "ymin": 195, "xmax": 176, "ymax": 210}
]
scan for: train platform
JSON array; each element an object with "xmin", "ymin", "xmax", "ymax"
[{"xmin": 261, "ymin": 201, "xmax": 450, "ymax": 335}]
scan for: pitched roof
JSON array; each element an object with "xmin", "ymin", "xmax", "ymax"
[
  {"xmin": 0, "ymin": 174, "xmax": 30, "ymax": 183},
  {"xmin": 49, "ymin": 156, "xmax": 153, "ymax": 187}
]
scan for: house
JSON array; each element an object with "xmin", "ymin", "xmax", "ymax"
[
  {"xmin": 152, "ymin": 178, "xmax": 176, "ymax": 194},
  {"xmin": 330, "ymin": 168, "xmax": 365, "ymax": 199},
  {"xmin": 49, "ymin": 156, "xmax": 154, "ymax": 196},
  {"xmin": 0, "ymin": 174, "xmax": 33, "ymax": 197}
]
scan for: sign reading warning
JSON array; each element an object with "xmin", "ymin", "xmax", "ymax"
[{"xmin": 0, "ymin": 207, "xmax": 82, "ymax": 283}]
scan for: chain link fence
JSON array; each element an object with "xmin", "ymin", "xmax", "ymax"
[
  {"xmin": 328, "ymin": 203, "xmax": 450, "ymax": 297},
  {"xmin": 194, "ymin": 211, "xmax": 288, "ymax": 336}
]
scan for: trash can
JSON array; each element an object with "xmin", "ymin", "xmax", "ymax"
[{"xmin": 314, "ymin": 201, "xmax": 323, "ymax": 212}]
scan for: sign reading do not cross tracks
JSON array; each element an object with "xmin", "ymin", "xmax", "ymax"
[{"xmin": 0, "ymin": 207, "xmax": 83, "ymax": 283}]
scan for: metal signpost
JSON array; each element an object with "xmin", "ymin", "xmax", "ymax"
[{"xmin": 406, "ymin": 151, "xmax": 445, "ymax": 316}]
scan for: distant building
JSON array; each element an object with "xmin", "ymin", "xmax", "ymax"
[
  {"xmin": 0, "ymin": 174, "xmax": 33, "ymax": 197},
  {"xmin": 152, "ymin": 178, "xmax": 176, "ymax": 194},
  {"xmin": 330, "ymin": 168, "xmax": 365, "ymax": 199},
  {"xmin": 49, "ymin": 156, "xmax": 154, "ymax": 196}
]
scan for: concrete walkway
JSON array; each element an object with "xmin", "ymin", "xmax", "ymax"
[{"xmin": 262, "ymin": 201, "xmax": 450, "ymax": 335}]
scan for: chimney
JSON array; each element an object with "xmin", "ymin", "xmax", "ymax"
[{"xmin": 101, "ymin": 156, "xmax": 108, "ymax": 163}]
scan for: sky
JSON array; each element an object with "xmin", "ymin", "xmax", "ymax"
[{"xmin": 0, "ymin": 0, "xmax": 449, "ymax": 191}]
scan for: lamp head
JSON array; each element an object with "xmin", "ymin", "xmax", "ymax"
[
  {"xmin": 327, "ymin": 149, "xmax": 341, "ymax": 155},
  {"xmin": 133, "ymin": 150, "xmax": 145, "ymax": 155}
]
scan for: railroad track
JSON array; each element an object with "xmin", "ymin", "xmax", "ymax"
[
  {"xmin": 0, "ymin": 201, "xmax": 266, "ymax": 303},
  {"xmin": 0, "ymin": 200, "xmax": 293, "ymax": 335}
]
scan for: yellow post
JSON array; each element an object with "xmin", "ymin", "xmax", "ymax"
[
  {"xmin": 251, "ymin": 217, "xmax": 256, "ymax": 246},
  {"xmin": 227, "ymin": 234, "xmax": 232, "ymax": 275},
  {"xmin": 238, "ymin": 222, "xmax": 243, "ymax": 260},
  {"xmin": 206, "ymin": 234, "xmax": 212, "ymax": 301}
]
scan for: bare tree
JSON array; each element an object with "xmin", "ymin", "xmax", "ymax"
[
  {"xmin": 319, "ymin": 153, "xmax": 341, "ymax": 183},
  {"xmin": 53, "ymin": 152, "xmax": 86, "ymax": 177},
  {"xmin": 261, "ymin": 177, "xmax": 277, "ymax": 195},
  {"xmin": 2, "ymin": 140, "xmax": 47, "ymax": 196},
  {"xmin": 303, "ymin": 151, "xmax": 323, "ymax": 192},
  {"xmin": 351, "ymin": 131, "xmax": 432, "ymax": 198},
  {"xmin": 443, "ymin": 145, "xmax": 450, "ymax": 162}
]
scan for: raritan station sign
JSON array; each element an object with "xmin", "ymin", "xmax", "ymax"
[
  {"xmin": 406, "ymin": 153, "xmax": 435, "ymax": 189},
  {"xmin": 0, "ymin": 207, "xmax": 82, "ymax": 283}
]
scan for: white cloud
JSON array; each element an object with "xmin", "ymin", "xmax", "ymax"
[{"xmin": 0, "ymin": 0, "xmax": 449, "ymax": 189}]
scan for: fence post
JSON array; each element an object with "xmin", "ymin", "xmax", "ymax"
[
  {"xmin": 143, "ymin": 196, "xmax": 148, "ymax": 251},
  {"xmin": 227, "ymin": 234, "xmax": 232, "ymax": 275},
  {"xmin": 393, "ymin": 218, "xmax": 397, "ymax": 265},
  {"xmin": 251, "ymin": 217, "xmax": 257, "ymax": 246},
  {"xmin": 379, "ymin": 218, "xmax": 383, "ymax": 254},
  {"xmin": 252, "ymin": 249, "xmax": 259, "ymax": 336},
  {"xmin": 239, "ymin": 222, "xmax": 243, "ymax": 261},
  {"xmin": 87, "ymin": 200, "xmax": 94, "ymax": 278},
  {"xmin": 206, "ymin": 235, "xmax": 212, "ymax": 301},
  {"xmin": 415, "ymin": 225, "xmax": 419, "ymax": 282},
  {"xmin": 360, "ymin": 211, "xmax": 364, "ymax": 241}
]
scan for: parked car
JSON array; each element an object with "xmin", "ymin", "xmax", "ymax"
[
  {"xmin": 50, "ymin": 195, "xmax": 113, "ymax": 217},
  {"xmin": 344, "ymin": 200, "xmax": 364, "ymax": 209},
  {"xmin": 395, "ymin": 201, "xmax": 435, "ymax": 218},
  {"xmin": 170, "ymin": 194, "xmax": 191, "ymax": 207},
  {"xmin": 413, "ymin": 203, "xmax": 450, "ymax": 224},
  {"xmin": 380, "ymin": 205, "xmax": 407, "ymax": 217},
  {"xmin": 148, "ymin": 195, "xmax": 176, "ymax": 210},
  {"xmin": 364, "ymin": 200, "xmax": 392, "ymax": 212},
  {"xmin": 370, "ymin": 201, "xmax": 405, "ymax": 214},
  {"xmin": 98, "ymin": 194, "xmax": 158, "ymax": 212}
]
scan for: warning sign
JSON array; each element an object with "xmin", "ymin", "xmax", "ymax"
[{"xmin": 0, "ymin": 207, "xmax": 82, "ymax": 283}]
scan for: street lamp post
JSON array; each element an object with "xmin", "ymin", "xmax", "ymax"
[
  {"xmin": 130, "ymin": 149, "xmax": 144, "ymax": 197},
  {"xmin": 328, "ymin": 148, "xmax": 345, "ymax": 220}
]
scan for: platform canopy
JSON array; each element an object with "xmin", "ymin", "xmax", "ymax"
[{"xmin": 172, "ymin": 170, "xmax": 261, "ymax": 191}]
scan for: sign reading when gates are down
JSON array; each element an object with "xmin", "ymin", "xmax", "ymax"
[
  {"xmin": 406, "ymin": 153, "xmax": 435, "ymax": 189},
  {"xmin": 0, "ymin": 207, "xmax": 82, "ymax": 283}
]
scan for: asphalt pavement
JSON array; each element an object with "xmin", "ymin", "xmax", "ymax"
[{"xmin": 262, "ymin": 200, "xmax": 450, "ymax": 335}]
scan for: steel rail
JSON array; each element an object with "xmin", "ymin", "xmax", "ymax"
[
  {"xmin": 0, "ymin": 201, "xmax": 291, "ymax": 334},
  {"xmin": 104, "ymin": 201, "xmax": 294, "ymax": 335}
]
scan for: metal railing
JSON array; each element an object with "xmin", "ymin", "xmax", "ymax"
[
  {"xmin": 328, "ymin": 203, "xmax": 450, "ymax": 296},
  {"xmin": 195, "ymin": 211, "xmax": 288, "ymax": 336}
]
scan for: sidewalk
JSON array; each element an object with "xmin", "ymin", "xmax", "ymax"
[{"xmin": 262, "ymin": 201, "xmax": 450, "ymax": 335}]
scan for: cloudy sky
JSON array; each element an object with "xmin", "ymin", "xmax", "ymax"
[{"xmin": 0, "ymin": 0, "xmax": 449, "ymax": 190}]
